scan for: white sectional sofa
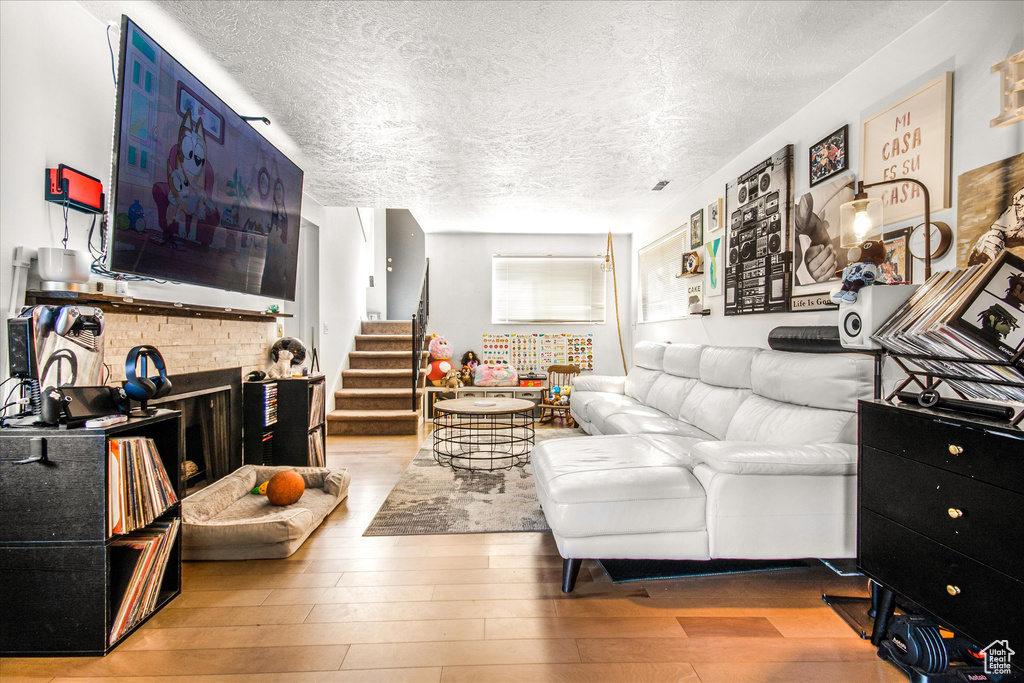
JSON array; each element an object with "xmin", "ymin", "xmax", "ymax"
[{"xmin": 531, "ymin": 341, "xmax": 874, "ymax": 591}]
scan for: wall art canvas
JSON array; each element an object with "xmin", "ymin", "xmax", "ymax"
[
  {"xmin": 724, "ymin": 145, "xmax": 793, "ymax": 316},
  {"xmin": 881, "ymin": 228, "xmax": 912, "ymax": 284},
  {"xmin": 705, "ymin": 236, "xmax": 724, "ymax": 298},
  {"xmin": 956, "ymin": 152, "xmax": 1024, "ymax": 267},
  {"xmin": 707, "ymin": 198, "xmax": 723, "ymax": 232},
  {"xmin": 687, "ymin": 279, "xmax": 704, "ymax": 315},
  {"xmin": 861, "ymin": 72, "xmax": 952, "ymax": 224},
  {"xmin": 809, "ymin": 125, "xmax": 848, "ymax": 187},
  {"xmin": 690, "ymin": 209, "xmax": 704, "ymax": 248},
  {"xmin": 789, "ymin": 174, "xmax": 853, "ymax": 310}
]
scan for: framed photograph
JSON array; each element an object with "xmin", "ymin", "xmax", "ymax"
[
  {"xmin": 789, "ymin": 174, "xmax": 853, "ymax": 310},
  {"xmin": 690, "ymin": 209, "xmax": 704, "ymax": 248},
  {"xmin": 809, "ymin": 125, "xmax": 848, "ymax": 187},
  {"xmin": 707, "ymin": 198, "xmax": 723, "ymax": 232},
  {"xmin": 861, "ymin": 72, "xmax": 953, "ymax": 224},
  {"xmin": 881, "ymin": 228, "xmax": 912, "ymax": 284},
  {"xmin": 956, "ymin": 152, "xmax": 1024, "ymax": 267}
]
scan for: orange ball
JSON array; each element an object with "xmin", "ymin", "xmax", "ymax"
[{"xmin": 266, "ymin": 470, "xmax": 305, "ymax": 506}]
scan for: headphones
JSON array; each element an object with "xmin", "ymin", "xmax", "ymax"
[{"xmin": 124, "ymin": 345, "xmax": 173, "ymax": 401}]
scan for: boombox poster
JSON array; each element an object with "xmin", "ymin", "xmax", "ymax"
[{"xmin": 724, "ymin": 145, "xmax": 794, "ymax": 316}]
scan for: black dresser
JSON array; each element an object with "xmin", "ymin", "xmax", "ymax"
[{"xmin": 858, "ymin": 400, "xmax": 1024, "ymax": 650}]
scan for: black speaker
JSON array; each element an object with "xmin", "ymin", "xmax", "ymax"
[{"xmin": 7, "ymin": 317, "xmax": 36, "ymax": 378}]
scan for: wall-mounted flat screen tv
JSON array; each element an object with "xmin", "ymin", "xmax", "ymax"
[{"xmin": 108, "ymin": 16, "xmax": 303, "ymax": 300}]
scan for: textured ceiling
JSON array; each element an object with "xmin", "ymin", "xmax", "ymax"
[{"xmin": 81, "ymin": 0, "xmax": 943, "ymax": 233}]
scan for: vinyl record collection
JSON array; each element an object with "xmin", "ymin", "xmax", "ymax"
[
  {"xmin": 108, "ymin": 518, "xmax": 180, "ymax": 643},
  {"xmin": 308, "ymin": 427, "xmax": 325, "ymax": 467},
  {"xmin": 309, "ymin": 381, "xmax": 326, "ymax": 429},
  {"xmin": 873, "ymin": 251, "xmax": 1024, "ymax": 402},
  {"xmin": 107, "ymin": 437, "xmax": 178, "ymax": 536}
]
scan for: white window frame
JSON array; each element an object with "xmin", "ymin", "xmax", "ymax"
[
  {"xmin": 637, "ymin": 227, "xmax": 690, "ymax": 323},
  {"xmin": 491, "ymin": 255, "xmax": 606, "ymax": 324}
]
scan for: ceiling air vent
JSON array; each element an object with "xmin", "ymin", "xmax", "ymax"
[{"xmin": 651, "ymin": 180, "xmax": 670, "ymax": 191}]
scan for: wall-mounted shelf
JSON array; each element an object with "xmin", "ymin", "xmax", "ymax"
[{"xmin": 25, "ymin": 290, "xmax": 290, "ymax": 323}]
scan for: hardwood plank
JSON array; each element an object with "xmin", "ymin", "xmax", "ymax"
[
  {"xmin": 305, "ymin": 600, "xmax": 557, "ymax": 623},
  {"xmin": 394, "ymin": 533, "xmax": 556, "ymax": 547},
  {"xmin": 262, "ymin": 585, "xmax": 436, "ymax": 605},
  {"xmin": 487, "ymin": 555, "xmax": 564, "ymax": 569},
  {"xmin": 431, "ymin": 581, "xmax": 637, "ymax": 602},
  {"xmin": 485, "ymin": 616, "xmax": 686, "ymax": 640},
  {"xmin": 691, "ymin": 660, "xmax": 907, "ymax": 682},
  {"xmin": 676, "ymin": 616, "xmax": 784, "ymax": 638},
  {"xmin": 552, "ymin": 597, "xmax": 826, "ymax": 617},
  {"xmin": 337, "ymin": 567, "xmax": 579, "ymax": 587},
  {"xmin": 182, "ymin": 559, "xmax": 313, "ymax": 576},
  {"xmin": 576, "ymin": 636, "xmax": 880, "ymax": 663},
  {"xmin": 143, "ymin": 604, "xmax": 314, "ymax": 628},
  {"xmin": 304, "ymin": 556, "xmax": 489, "ymax": 573},
  {"xmin": 166, "ymin": 589, "xmax": 273, "ymax": 608},
  {"xmin": 120, "ymin": 620, "xmax": 485, "ymax": 651},
  {"xmin": 0, "ymin": 646, "xmax": 349, "ymax": 678},
  {"xmin": 49, "ymin": 673, "xmax": 442, "ymax": 683},
  {"xmin": 183, "ymin": 572, "xmax": 342, "ymax": 591},
  {"xmin": 341, "ymin": 639, "xmax": 581, "ymax": 669},
  {"xmin": 439, "ymin": 662, "xmax": 700, "ymax": 682}
]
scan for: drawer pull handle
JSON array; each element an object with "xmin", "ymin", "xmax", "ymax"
[
  {"xmin": 947, "ymin": 508, "xmax": 963, "ymax": 519},
  {"xmin": 946, "ymin": 585, "xmax": 961, "ymax": 596},
  {"xmin": 948, "ymin": 445, "xmax": 964, "ymax": 455}
]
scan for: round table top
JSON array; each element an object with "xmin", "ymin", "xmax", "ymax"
[{"xmin": 433, "ymin": 397, "xmax": 536, "ymax": 415}]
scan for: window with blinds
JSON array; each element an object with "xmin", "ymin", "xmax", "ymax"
[
  {"xmin": 638, "ymin": 227, "xmax": 689, "ymax": 322},
  {"xmin": 492, "ymin": 256, "xmax": 606, "ymax": 324}
]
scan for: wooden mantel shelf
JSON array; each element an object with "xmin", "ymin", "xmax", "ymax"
[{"xmin": 25, "ymin": 290, "xmax": 291, "ymax": 323}]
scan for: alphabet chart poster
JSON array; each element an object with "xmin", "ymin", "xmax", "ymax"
[{"xmin": 480, "ymin": 334, "xmax": 594, "ymax": 373}]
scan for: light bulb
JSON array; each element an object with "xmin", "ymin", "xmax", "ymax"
[
  {"xmin": 600, "ymin": 256, "xmax": 613, "ymax": 272},
  {"xmin": 853, "ymin": 209, "xmax": 873, "ymax": 239}
]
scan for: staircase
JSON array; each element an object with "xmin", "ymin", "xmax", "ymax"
[{"xmin": 327, "ymin": 320, "xmax": 426, "ymax": 436}]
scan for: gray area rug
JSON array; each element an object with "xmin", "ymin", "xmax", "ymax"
[{"xmin": 363, "ymin": 428, "xmax": 585, "ymax": 536}]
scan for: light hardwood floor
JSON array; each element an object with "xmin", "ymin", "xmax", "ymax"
[{"xmin": 1, "ymin": 427, "xmax": 903, "ymax": 683}]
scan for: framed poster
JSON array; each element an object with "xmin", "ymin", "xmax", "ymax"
[
  {"xmin": 724, "ymin": 145, "xmax": 793, "ymax": 316},
  {"xmin": 881, "ymin": 228, "xmax": 912, "ymax": 284},
  {"xmin": 690, "ymin": 209, "xmax": 704, "ymax": 248},
  {"xmin": 809, "ymin": 125, "xmax": 848, "ymax": 187},
  {"xmin": 860, "ymin": 72, "xmax": 953, "ymax": 224},
  {"xmin": 790, "ymin": 175, "xmax": 853, "ymax": 310},
  {"xmin": 705, "ymin": 236, "xmax": 724, "ymax": 297},
  {"xmin": 707, "ymin": 198, "xmax": 723, "ymax": 232},
  {"xmin": 956, "ymin": 152, "xmax": 1024, "ymax": 267}
]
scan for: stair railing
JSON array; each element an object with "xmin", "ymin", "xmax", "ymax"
[{"xmin": 410, "ymin": 258, "xmax": 429, "ymax": 412}]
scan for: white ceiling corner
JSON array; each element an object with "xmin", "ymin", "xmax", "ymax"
[{"xmin": 79, "ymin": 0, "xmax": 944, "ymax": 233}]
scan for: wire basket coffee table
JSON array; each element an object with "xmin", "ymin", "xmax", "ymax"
[{"xmin": 432, "ymin": 397, "xmax": 536, "ymax": 471}]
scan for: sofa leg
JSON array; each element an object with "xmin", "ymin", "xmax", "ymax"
[{"xmin": 562, "ymin": 558, "xmax": 582, "ymax": 593}]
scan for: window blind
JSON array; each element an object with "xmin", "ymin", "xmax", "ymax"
[
  {"xmin": 638, "ymin": 228, "xmax": 689, "ymax": 322},
  {"xmin": 492, "ymin": 256, "xmax": 606, "ymax": 324}
]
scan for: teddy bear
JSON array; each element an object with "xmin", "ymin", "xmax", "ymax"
[{"xmin": 831, "ymin": 239, "xmax": 887, "ymax": 304}]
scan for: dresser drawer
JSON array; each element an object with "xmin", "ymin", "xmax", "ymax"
[
  {"xmin": 861, "ymin": 447, "xmax": 1024, "ymax": 579},
  {"xmin": 860, "ymin": 509, "xmax": 1024, "ymax": 648},
  {"xmin": 859, "ymin": 402, "xmax": 1024, "ymax": 493}
]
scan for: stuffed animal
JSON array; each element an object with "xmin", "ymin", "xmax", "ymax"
[
  {"xmin": 426, "ymin": 335, "xmax": 455, "ymax": 386},
  {"xmin": 459, "ymin": 365, "xmax": 474, "ymax": 386},
  {"xmin": 831, "ymin": 240, "xmax": 887, "ymax": 304},
  {"xmin": 428, "ymin": 336, "xmax": 453, "ymax": 361},
  {"xmin": 442, "ymin": 369, "xmax": 463, "ymax": 391}
]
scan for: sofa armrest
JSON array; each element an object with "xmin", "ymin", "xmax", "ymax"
[
  {"xmin": 572, "ymin": 375, "xmax": 626, "ymax": 393},
  {"xmin": 689, "ymin": 441, "xmax": 856, "ymax": 476}
]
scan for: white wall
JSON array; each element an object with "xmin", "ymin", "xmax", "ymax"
[
  {"xmin": 0, "ymin": 1, "xmax": 367, "ymax": 400},
  {"xmin": 425, "ymin": 232, "xmax": 632, "ymax": 375},
  {"xmin": 319, "ymin": 207, "xmax": 369, "ymax": 411},
  {"xmin": 631, "ymin": 0, "xmax": 1024, "ymax": 348}
]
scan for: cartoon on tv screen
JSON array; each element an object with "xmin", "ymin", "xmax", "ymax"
[{"xmin": 109, "ymin": 19, "xmax": 303, "ymax": 300}]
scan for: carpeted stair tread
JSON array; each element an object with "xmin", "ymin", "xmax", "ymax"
[
  {"xmin": 335, "ymin": 388, "xmax": 424, "ymax": 397},
  {"xmin": 328, "ymin": 410, "xmax": 421, "ymax": 421},
  {"xmin": 350, "ymin": 350, "xmax": 425, "ymax": 358},
  {"xmin": 354, "ymin": 334, "xmax": 412, "ymax": 342},
  {"xmin": 361, "ymin": 320, "xmax": 413, "ymax": 335},
  {"xmin": 343, "ymin": 368, "xmax": 415, "ymax": 377}
]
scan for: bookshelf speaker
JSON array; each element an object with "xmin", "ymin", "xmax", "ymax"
[{"xmin": 839, "ymin": 284, "xmax": 920, "ymax": 350}]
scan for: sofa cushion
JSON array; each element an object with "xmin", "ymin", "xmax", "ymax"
[
  {"xmin": 572, "ymin": 375, "xmax": 625, "ymax": 394},
  {"xmin": 663, "ymin": 344, "xmax": 704, "ymax": 378},
  {"xmin": 699, "ymin": 346, "xmax": 761, "ymax": 388},
  {"xmin": 604, "ymin": 412, "xmax": 716, "ymax": 441},
  {"xmin": 726, "ymin": 394, "xmax": 857, "ymax": 445},
  {"xmin": 677, "ymin": 382, "xmax": 751, "ymax": 440},
  {"xmin": 645, "ymin": 374, "xmax": 698, "ymax": 418},
  {"xmin": 572, "ymin": 391, "xmax": 638, "ymax": 424},
  {"xmin": 633, "ymin": 341, "xmax": 667, "ymax": 370},
  {"xmin": 624, "ymin": 366, "xmax": 662, "ymax": 403},
  {"xmin": 751, "ymin": 351, "xmax": 874, "ymax": 412},
  {"xmin": 590, "ymin": 402, "xmax": 665, "ymax": 434},
  {"xmin": 689, "ymin": 440, "xmax": 857, "ymax": 476},
  {"xmin": 532, "ymin": 435, "xmax": 706, "ymax": 537}
]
